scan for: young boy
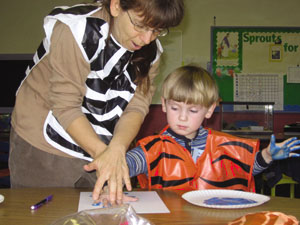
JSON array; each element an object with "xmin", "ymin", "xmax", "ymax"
[{"xmin": 125, "ymin": 65, "xmax": 300, "ymax": 192}]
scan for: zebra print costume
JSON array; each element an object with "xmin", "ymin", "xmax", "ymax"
[{"xmin": 20, "ymin": 4, "xmax": 162, "ymax": 161}]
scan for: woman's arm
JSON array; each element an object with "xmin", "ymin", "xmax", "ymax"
[
  {"xmin": 49, "ymin": 22, "xmax": 108, "ymax": 158},
  {"xmin": 84, "ymin": 59, "xmax": 161, "ymax": 203},
  {"xmin": 66, "ymin": 116, "xmax": 107, "ymax": 157},
  {"xmin": 84, "ymin": 110, "xmax": 144, "ymax": 203},
  {"xmin": 50, "ymin": 21, "xmax": 161, "ymax": 203}
]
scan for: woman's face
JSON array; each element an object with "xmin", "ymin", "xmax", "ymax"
[{"xmin": 110, "ymin": 0, "xmax": 158, "ymax": 51}]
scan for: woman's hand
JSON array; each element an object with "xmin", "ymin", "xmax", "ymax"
[
  {"xmin": 84, "ymin": 144, "xmax": 132, "ymax": 204},
  {"xmin": 264, "ymin": 135, "xmax": 300, "ymax": 162}
]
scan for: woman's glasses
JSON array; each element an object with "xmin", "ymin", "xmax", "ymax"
[{"xmin": 126, "ymin": 11, "xmax": 168, "ymax": 37}]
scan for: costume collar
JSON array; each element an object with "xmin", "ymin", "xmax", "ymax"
[{"xmin": 166, "ymin": 126, "xmax": 205, "ymax": 142}]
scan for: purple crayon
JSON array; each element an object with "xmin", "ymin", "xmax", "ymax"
[{"xmin": 30, "ymin": 195, "xmax": 53, "ymax": 210}]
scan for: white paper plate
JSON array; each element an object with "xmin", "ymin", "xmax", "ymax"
[
  {"xmin": 182, "ymin": 189, "xmax": 270, "ymax": 209},
  {"xmin": 0, "ymin": 194, "xmax": 4, "ymax": 203}
]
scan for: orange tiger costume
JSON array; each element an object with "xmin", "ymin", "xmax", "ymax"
[{"xmin": 137, "ymin": 127, "xmax": 259, "ymax": 192}]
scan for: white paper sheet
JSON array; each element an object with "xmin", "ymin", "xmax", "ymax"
[
  {"xmin": 287, "ymin": 66, "xmax": 300, "ymax": 83},
  {"xmin": 234, "ymin": 73, "xmax": 283, "ymax": 110},
  {"xmin": 78, "ymin": 191, "xmax": 170, "ymax": 214}
]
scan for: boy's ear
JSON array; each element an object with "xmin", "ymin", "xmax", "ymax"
[
  {"xmin": 205, "ymin": 102, "xmax": 216, "ymax": 119},
  {"xmin": 161, "ymin": 97, "xmax": 167, "ymax": 113},
  {"xmin": 110, "ymin": 0, "xmax": 121, "ymax": 17}
]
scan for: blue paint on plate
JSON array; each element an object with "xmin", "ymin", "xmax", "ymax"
[{"xmin": 204, "ymin": 197, "xmax": 257, "ymax": 205}]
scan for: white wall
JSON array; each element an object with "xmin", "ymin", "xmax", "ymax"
[
  {"xmin": 1, "ymin": 0, "xmax": 300, "ymax": 103},
  {"xmin": 0, "ymin": 0, "xmax": 85, "ymax": 54},
  {"xmin": 2, "ymin": 0, "xmax": 300, "ymax": 58}
]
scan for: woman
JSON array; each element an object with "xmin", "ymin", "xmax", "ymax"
[{"xmin": 9, "ymin": 0, "xmax": 184, "ymax": 203}]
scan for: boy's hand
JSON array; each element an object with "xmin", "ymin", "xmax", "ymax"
[
  {"xmin": 93, "ymin": 186, "xmax": 138, "ymax": 207},
  {"xmin": 269, "ymin": 134, "xmax": 300, "ymax": 160}
]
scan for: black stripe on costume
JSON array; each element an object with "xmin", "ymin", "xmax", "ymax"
[
  {"xmin": 150, "ymin": 152, "xmax": 184, "ymax": 170},
  {"xmin": 109, "ymin": 52, "xmax": 133, "ymax": 81},
  {"xmin": 28, "ymin": 60, "xmax": 35, "ymax": 70},
  {"xmin": 49, "ymin": 5, "xmax": 98, "ymax": 16},
  {"xmin": 85, "ymin": 72, "xmax": 135, "ymax": 94},
  {"xmin": 200, "ymin": 176, "xmax": 248, "ymax": 188},
  {"xmin": 90, "ymin": 38, "xmax": 133, "ymax": 82},
  {"xmin": 82, "ymin": 18, "xmax": 105, "ymax": 60},
  {"xmin": 151, "ymin": 176, "xmax": 194, "ymax": 188},
  {"xmin": 90, "ymin": 36, "xmax": 122, "ymax": 74},
  {"xmin": 144, "ymin": 138, "xmax": 173, "ymax": 152},
  {"xmin": 37, "ymin": 41, "xmax": 46, "ymax": 60},
  {"xmin": 218, "ymin": 141, "xmax": 253, "ymax": 153},
  {"xmin": 109, "ymin": 71, "xmax": 135, "ymax": 92},
  {"xmin": 97, "ymin": 134, "xmax": 112, "ymax": 146},
  {"xmin": 85, "ymin": 112, "xmax": 118, "ymax": 135},
  {"xmin": 83, "ymin": 96, "xmax": 130, "ymax": 115},
  {"xmin": 46, "ymin": 124, "xmax": 91, "ymax": 158},
  {"xmin": 212, "ymin": 155, "xmax": 250, "ymax": 173}
]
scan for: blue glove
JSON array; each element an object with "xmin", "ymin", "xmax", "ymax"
[{"xmin": 270, "ymin": 134, "xmax": 300, "ymax": 160}]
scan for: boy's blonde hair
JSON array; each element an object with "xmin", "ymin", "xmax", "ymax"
[{"xmin": 161, "ymin": 65, "xmax": 219, "ymax": 108}]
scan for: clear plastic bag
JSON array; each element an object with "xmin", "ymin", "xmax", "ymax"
[{"xmin": 50, "ymin": 204, "xmax": 154, "ymax": 225}]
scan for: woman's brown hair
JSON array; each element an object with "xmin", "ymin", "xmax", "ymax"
[{"xmin": 94, "ymin": 0, "xmax": 184, "ymax": 94}]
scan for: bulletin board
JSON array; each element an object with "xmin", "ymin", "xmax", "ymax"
[{"xmin": 211, "ymin": 26, "xmax": 300, "ymax": 111}]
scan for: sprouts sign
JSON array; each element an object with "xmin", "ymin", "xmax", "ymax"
[{"xmin": 212, "ymin": 27, "xmax": 300, "ymax": 77}]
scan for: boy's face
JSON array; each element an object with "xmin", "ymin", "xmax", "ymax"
[{"xmin": 161, "ymin": 98, "xmax": 216, "ymax": 139}]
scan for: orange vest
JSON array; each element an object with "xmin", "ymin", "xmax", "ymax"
[{"xmin": 137, "ymin": 128, "xmax": 259, "ymax": 192}]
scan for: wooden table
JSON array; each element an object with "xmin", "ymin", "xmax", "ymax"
[{"xmin": 0, "ymin": 188, "xmax": 299, "ymax": 225}]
